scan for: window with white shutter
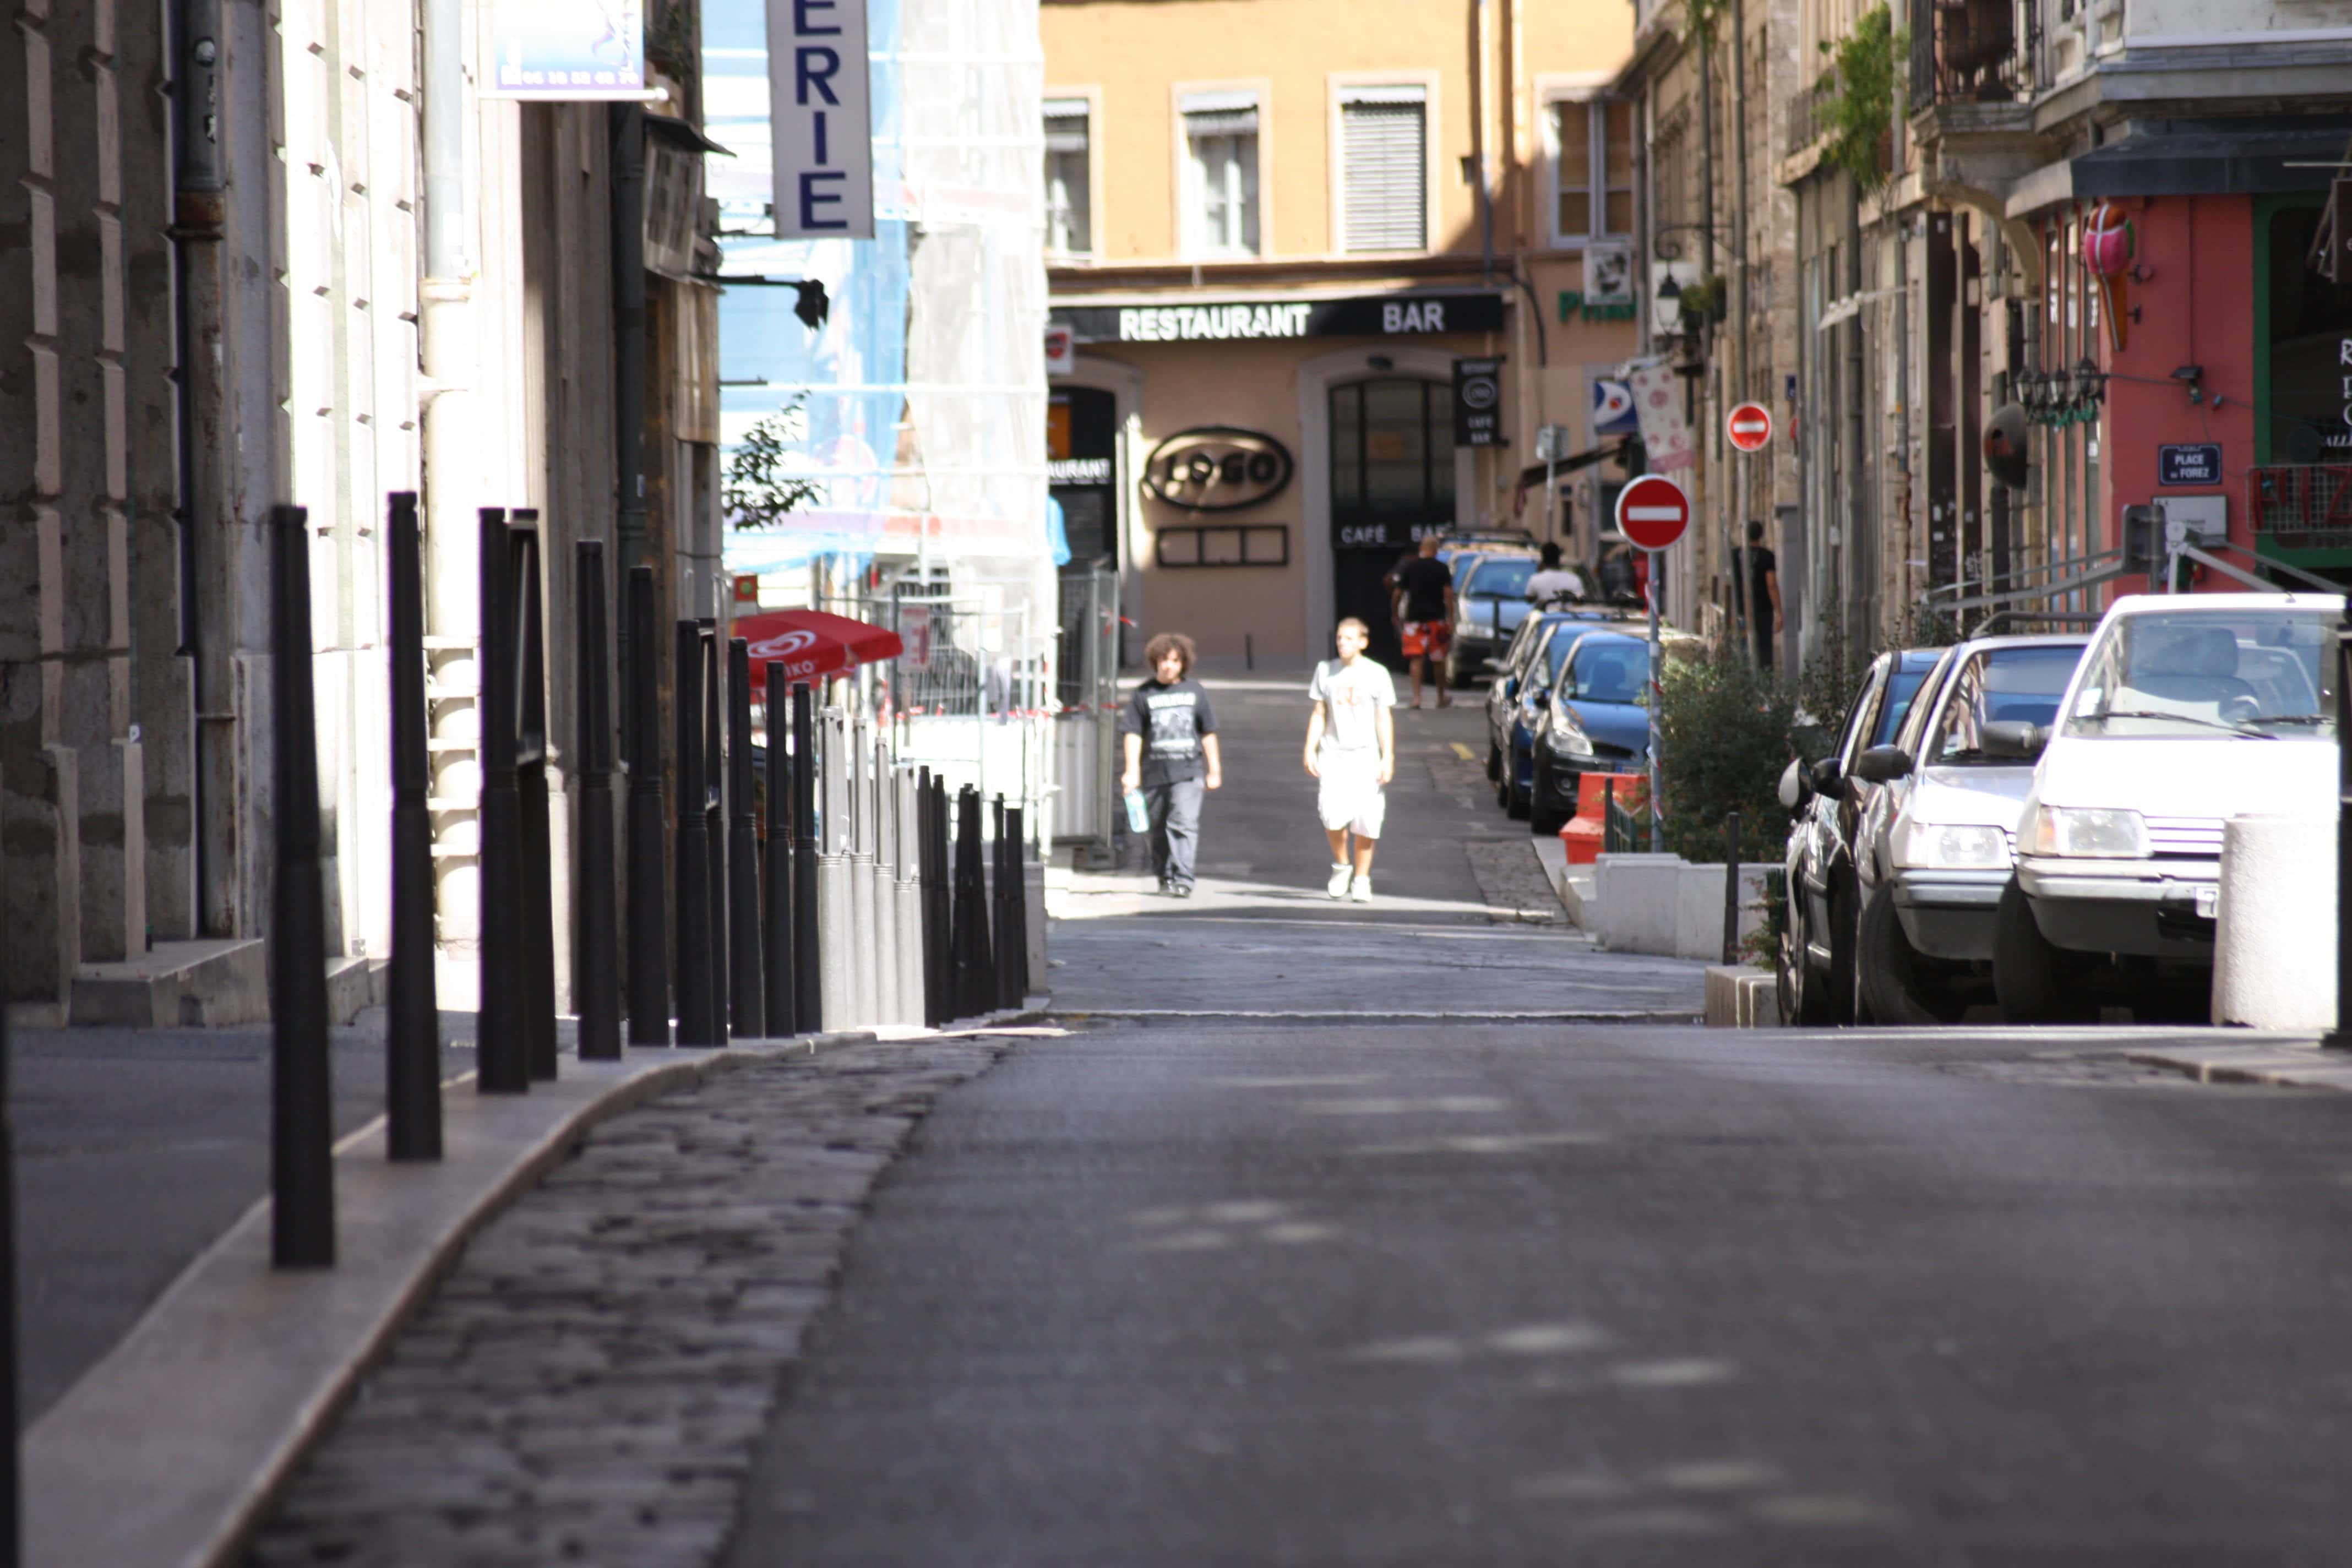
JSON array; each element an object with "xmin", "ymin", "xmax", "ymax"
[
  {"xmin": 1339, "ymin": 86, "xmax": 1427, "ymax": 253},
  {"xmin": 1182, "ymin": 91, "xmax": 1261, "ymax": 257},
  {"xmin": 1044, "ymin": 97, "xmax": 1092, "ymax": 257},
  {"xmin": 1551, "ymin": 96, "xmax": 1634, "ymax": 246}
]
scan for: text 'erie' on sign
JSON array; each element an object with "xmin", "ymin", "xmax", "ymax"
[{"xmin": 768, "ymin": 0, "xmax": 874, "ymax": 238}]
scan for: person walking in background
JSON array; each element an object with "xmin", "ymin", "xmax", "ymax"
[
  {"xmin": 1119, "ymin": 633, "xmax": 1221, "ymax": 896},
  {"xmin": 1304, "ymin": 618, "xmax": 1396, "ymax": 904},
  {"xmin": 1745, "ymin": 520, "xmax": 1783, "ymax": 670},
  {"xmin": 1392, "ymin": 534, "xmax": 1456, "ymax": 709},
  {"xmin": 1523, "ymin": 541, "xmax": 1586, "ymax": 606}
]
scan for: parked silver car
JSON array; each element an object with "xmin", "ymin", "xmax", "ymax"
[{"xmin": 1845, "ymin": 635, "xmax": 2090, "ymax": 1023}]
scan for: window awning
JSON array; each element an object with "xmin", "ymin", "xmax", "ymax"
[{"xmin": 2063, "ymin": 117, "xmax": 2352, "ymax": 200}]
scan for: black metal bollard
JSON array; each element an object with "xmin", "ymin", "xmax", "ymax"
[
  {"xmin": 574, "ymin": 542, "xmax": 622, "ymax": 1060},
  {"xmin": 1007, "ymin": 805, "xmax": 1031, "ymax": 1005},
  {"xmin": 1603, "ymin": 776, "xmax": 1618, "ymax": 854},
  {"xmin": 954, "ymin": 787, "xmax": 995, "ymax": 1020},
  {"xmin": 385, "ymin": 493, "xmax": 442, "ymax": 1157},
  {"xmin": 623, "ymin": 568, "xmax": 671, "ymax": 1045},
  {"xmin": 510, "ymin": 515, "xmax": 558, "ymax": 1081},
  {"xmin": 727, "ymin": 639, "xmax": 764, "ymax": 1033},
  {"xmin": 701, "ymin": 623, "xmax": 728, "ymax": 1041},
  {"xmin": 476, "ymin": 507, "xmax": 529, "ymax": 1093},
  {"xmin": 2328, "ymin": 597, "xmax": 2352, "ymax": 1050},
  {"xmin": 763, "ymin": 665, "xmax": 795, "ymax": 1037},
  {"xmin": 1722, "ymin": 810, "xmax": 1743, "ymax": 967},
  {"xmin": 0, "ymin": 914, "xmax": 15, "ymax": 1566},
  {"xmin": 271, "ymin": 503, "xmax": 336, "ymax": 1264},
  {"xmin": 791, "ymin": 683, "xmax": 821, "ymax": 1032},
  {"xmin": 990, "ymin": 797, "xmax": 1016, "ymax": 1010},
  {"xmin": 917, "ymin": 770, "xmax": 941, "ymax": 1028},
  {"xmin": 673, "ymin": 620, "xmax": 717, "ymax": 1046}
]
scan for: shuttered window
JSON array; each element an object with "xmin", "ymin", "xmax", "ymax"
[{"xmin": 1340, "ymin": 86, "xmax": 1426, "ymax": 253}]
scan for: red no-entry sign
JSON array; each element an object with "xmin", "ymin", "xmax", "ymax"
[
  {"xmin": 1614, "ymin": 473, "xmax": 1690, "ymax": 552},
  {"xmin": 1727, "ymin": 402, "xmax": 1773, "ymax": 452}
]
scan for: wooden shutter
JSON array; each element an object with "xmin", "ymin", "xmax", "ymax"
[{"xmin": 1341, "ymin": 93, "xmax": 1425, "ymax": 253}]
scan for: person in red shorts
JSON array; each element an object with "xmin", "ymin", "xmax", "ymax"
[{"xmin": 1391, "ymin": 533, "xmax": 1456, "ymax": 709}]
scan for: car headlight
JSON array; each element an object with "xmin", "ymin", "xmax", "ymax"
[
  {"xmin": 1542, "ymin": 708, "xmax": 1595, "ymax": 758},
  {"xmin": 2027, "ymin": 805, "xmax": 2148, "ymax": 859},
  {"xmin": 1893, "ymin": 820, "xmax": 2009, "ymax": 870}
]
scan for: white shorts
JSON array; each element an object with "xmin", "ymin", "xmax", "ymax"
[{"xmin": 1316, "ymin": 749, "xmax": 1386, "ymax": 838}]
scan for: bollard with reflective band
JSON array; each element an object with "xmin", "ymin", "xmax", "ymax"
[
  {"xmin": 727, "ymin": 639, "xmax": 765, "ymax": 1034},
  {"xmin": 953, "ymin": 787, "xmax": 995, "ymax": 1020},
  {"xmin": 895, "ymin": 768, "xmax": 925, "ymax": 1024},
  {"xmin": 1007, "ymin": 805, "xmax": 1032, "ymax": 1005},
  {"xmin": 385, "ymin": 493, "xmax": 442, "ymax": 1155},
  {"xmin": 763, "ymin": 663, "xmax": 795, "ymax": 1038},
  {"xmin": 791, "ymin": 685, "xmax": 821, "ymax": 1031},
  {"xmin": 2328, "ymin": 597, "xmax": 2352, "ymax": 1050},
  {"xmin": 673, "ymin": 620, "xmax": 717, "ymax": 1046},
  {"xmin": 623, "ymin": 568, "xmax": 671, "ymax": 1045},
  {"xmin": 871, "ymin": 737, "xmax": 899, "ymax": 1026},
  {"xmin": 476, "ymin": 507, "xmax": 529, "ymax": 1095},
  {"xmin": 701, "ymin": 624, "xmax": 728, "ymax": 1043},
  {"xmin": 574, "ymin": 543, "xmax": 622, "ymax": 1060},
  {"xmin": 918, "ymin": 771, "xmax": 944, "ymax": 1027},
  {"xmin": 848, "ymin": 717, "xmax": 876, "ymax": 1026},
  {"xmin": 272, "ymin": 504, "xmax": 336, "ymax": 1264},
  {"xmin": 510, "ymin": 515, "xmax": 558, "ymax": 1081}
]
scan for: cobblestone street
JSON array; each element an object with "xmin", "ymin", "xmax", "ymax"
[{"xmin": 244, "ymin": 1036, "xmax": 1019, "ymax": 1567}]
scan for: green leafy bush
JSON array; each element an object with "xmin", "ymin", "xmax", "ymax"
[
  {"xmin": 1820, "ymin": 6, "xmax": 1901, "ymax": 193},
  {"xmin": 1657, "ymin": 641, "xmax": 1803, "ymax": 863}
]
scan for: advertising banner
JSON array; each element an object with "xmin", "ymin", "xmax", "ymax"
[
  {"xmin": 767, "ymin": 0, "xmax": 875, "ymax": 238},
  {"xmin": 481, "ymin": 0, "xmax": 647, "ymax": 100},
  {"xmin": 1628, "ymin": 362, "xmax": 1692, "ymax": 472}
]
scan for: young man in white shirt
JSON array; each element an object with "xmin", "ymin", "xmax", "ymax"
[
  {"xmin": 1303, "ymin": 617, "xmax": 1396, "ymax": 903},
  {"xmin": 1522, "ymin": 540, "xmax": 1586, "ymax": 605}
]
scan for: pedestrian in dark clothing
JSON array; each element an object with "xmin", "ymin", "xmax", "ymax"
[
  {"xmin": 1745, "ymin": 520, "xmax": 1783, "ymax": 669},
  {"xmin": 1391, "ymin": 534, "xmax": 1456, "ymax": 709},
  {"xmin": 1118, "ymin": 633, "xmax": 1222, "ymax": 896}
]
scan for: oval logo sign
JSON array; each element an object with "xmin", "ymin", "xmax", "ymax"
[
  {"xmin": 1142, "ymin": 426, "xmax": 1295, "ymax": 514},
  {"xmin": 749, "ymin": 628, "xmax": 820, "ymax": 658}
]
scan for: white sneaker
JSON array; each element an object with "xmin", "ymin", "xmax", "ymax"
[
  {"xmin": 1349, "ymin": 876, "xmax": 1373, "ymax": 903},
  {"xmin": 1326, "ymin": 862, "xmax": 1352, "ymax": 899}
]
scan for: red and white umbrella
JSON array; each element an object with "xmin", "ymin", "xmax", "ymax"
[{"xmin": 734, "ymin": 608, "xmax": 904, "ymax": 699}]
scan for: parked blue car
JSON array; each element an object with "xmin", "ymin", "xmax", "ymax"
[
  {"xmin": 1525, "ymin": 630, "xmax": 1658, "ymax": 834},
  {"xmin": 1445, "ymin": 554, "xmax": 1539, "ymax": 688},
  {"xmin": 1485, "ymin": 611, "xmax": 1641, "ymax": 818}
]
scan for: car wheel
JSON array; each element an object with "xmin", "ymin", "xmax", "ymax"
[
  {"xmin": 1857, "ymin": 883, "xmax": 1966, "ymax": 1025},
  {"xmin": 1505, "ymin": 758, "xmax": 1532, "ymax": 820},
  {"xmin": 1779, "ymin": 879, "xmax": 1832, "ymax": 1026},
  {"xmin": 1529, "ymin": 761, "xmax": 1567, "ymax": 835},
  {"xmin": 1826, "ymin": 874, "xmax": 1859, "ymax": 1026},
  {"xmin": 1994, "ymin": 879, "xmax": 2096, "ymax": 1023},
  {"xmin": 1485, "ymin": 739, "xmax": 1502, "ymax": 783}
]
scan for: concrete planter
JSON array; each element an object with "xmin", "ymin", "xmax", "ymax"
[{"xmin": 2213, "ymin": 813, "xmax": 2335, "ymax": 1030}]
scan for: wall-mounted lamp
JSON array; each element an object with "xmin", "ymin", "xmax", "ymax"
[{"xmin": 2170, "ymin": 363, "xmax": 2203, "ymax": 405}]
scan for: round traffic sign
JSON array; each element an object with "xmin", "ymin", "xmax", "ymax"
[
  {"xmin": 1727, "ymin": 401, "xmax": 1773, "ymax": 452},
  {"xmin": 1614, "ymin": 474, "xmax": 1689, "ymax": 552}
]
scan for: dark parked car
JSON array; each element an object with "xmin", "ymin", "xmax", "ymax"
[
  {"xmin": 1485, "ymin": 611, "xmax": 1652, "ymax": 818},
  {"xmin": 1775, "ymin": 647, "xmax": 1943, "ymax": 1025},
  {"xmin": 1525, "ymin": 630, "xmax": 1656, "ymax": 834},
  {"xmin": 1446, "ymin": 554, "xmax": 1540, "ymax": 687}
]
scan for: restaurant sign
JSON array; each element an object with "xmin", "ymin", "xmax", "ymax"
[{"xmin": 1052, "ymin": 291, "xmax": 1507, "ymax": 345}]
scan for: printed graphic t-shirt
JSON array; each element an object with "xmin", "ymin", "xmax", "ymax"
[
  {"xmin": 1309, "ymin": 657, "xmax": 1396, "ymax": 752},
  {"xmin": 1118, "ymin": 677, "xmax": 1218, "ymax": 784}
]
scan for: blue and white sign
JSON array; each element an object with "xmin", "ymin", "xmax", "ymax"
[
  {"xmin": 1592, "ymin": 377, "xmax": 1639, "ymax": 437},
  {"xmin": 482, "ymin": 0, "xmax": 646, "ymax": 100},
  {"xmin": 2158, "ymin": 443, "xmax": 2222, "ymax": 486},
  {"xmin": 766, "ymin": 0, "xmax": 874, "ymax": 238}
]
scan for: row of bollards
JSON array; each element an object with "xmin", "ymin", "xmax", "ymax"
[{"xmin": 258, "ymin": 492, "xmax": 1041, "ymax": 1278}]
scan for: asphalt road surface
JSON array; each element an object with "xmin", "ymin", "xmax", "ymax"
[{"xmin": 720, "ymin": 664, "xmax": 2352, "ymax": 1565}]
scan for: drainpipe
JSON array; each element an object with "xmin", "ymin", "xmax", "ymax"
[
  {"xmin": 419, "ymin": 0, "xmax": 478, "ymax": 959},
  {"xmin": 612, "ymin": 104, "xmax": 649, "ymax": 756},
  {"xmin": 1474, "ymin": 0, "xmax": 1494, "ymax": 282},
  {"xmin": 172, "ymin": 0, "xmax": 236, "ymax": 937},
  {"xmin": 1729, "ymin": 0, "xmax": 1751, "ymax": 604}
]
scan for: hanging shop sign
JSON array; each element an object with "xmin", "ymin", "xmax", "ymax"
[
  {"xmin": 481, "ymin": 0, "xmax": 647, "ymax": 99},
  {"xmin": 1142, "ymin": 427, "xmax": 1295, "ymax": 513},
  {"xmin": 1050, "ymin": 291, "xmax": 1506, "ymax": 345},
  {"xmin": 1453, "ymin": 358, "xmax": 1504, "ymax": 448},
  {"xmin": 767, "ymin": 0, "xmax": 874, "ymax": 238}
]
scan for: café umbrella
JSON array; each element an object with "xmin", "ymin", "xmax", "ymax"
[{"xmin": 736, "ymin": 608, "xmax": 905, "ymax": 699}]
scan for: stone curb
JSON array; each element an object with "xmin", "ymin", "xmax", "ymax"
[
  {"xmin": 2125, "ymin": 1038, "xmax": 2352, "ymax": 1091},
  {"xmin": 22, "ymin": 1015, "xmax": 1033, "ymax": 1568}
]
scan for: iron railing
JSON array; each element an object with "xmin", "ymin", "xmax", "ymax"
[
  {"xmin": 2250, "ymin": 464, "xmax": 2352, "ymax": 553},
  {"xmin": 1910, "ymin": 0, "xmax": 2029, "ymax": 107}
]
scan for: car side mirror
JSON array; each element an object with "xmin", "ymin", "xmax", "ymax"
[
  {"xmin": 1851, "ymin": 745, "xmax": 1914, "ymax": 784},
  {"xmin": 1980, "ymin": 720, "xmax": 2048, "ymax": 760},
  {"xmin": 1502, "ymin": 676, "xmax": 1519, "ymax": 699},
  {"xmin": 1807, "ymin": 756, "xmax": 1842, "ymax": 794},
  {"xmin": 1778, "ymin": 758, "xmax": 1807, "ymax": 810}
]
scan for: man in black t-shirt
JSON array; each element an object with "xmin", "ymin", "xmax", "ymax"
[
  {"xmin": 1392, "ymin": 535, "xmax": 1457, "ymax": 709},
  {"xmin": 1744, "ymin": 520, "xmax": 1783, "ymax": 670},
  {"xmin": 1117, "ymin": 631, "xmax": 1222, "ymax": 896}
]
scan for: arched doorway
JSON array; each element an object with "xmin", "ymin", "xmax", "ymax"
[{"xmin": 1329, "ymin": 375, "xmax": 1456, "ymax": 668}]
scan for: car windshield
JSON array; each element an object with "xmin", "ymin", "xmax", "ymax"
[
  {"xmin": 1463, "ymin": 557, "xmax": 1536, "ymax": 597},
  {"xmin": 1923, "ymin": 644, "xmax": 2085, "ymax": 763},
  {"xmin": 2062, "ymin": 608, "xmax": 2336, "ymax": 739},
  {"xmin": 1872, "ymin": 668, "xmax": 1930, "ymax": 747},
  {"xmin": 1556, "ymin": 639, "xmax": 1646, "ymax": 703}
]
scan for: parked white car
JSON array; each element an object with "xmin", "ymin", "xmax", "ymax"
[
  {"xmin": 1994, "ymin": 593, "xmax": 2342, "ymax": 1022},
  {"xmin": 1847, "ymin": 634, "xmax": 2090, "ymax": 1023}
]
